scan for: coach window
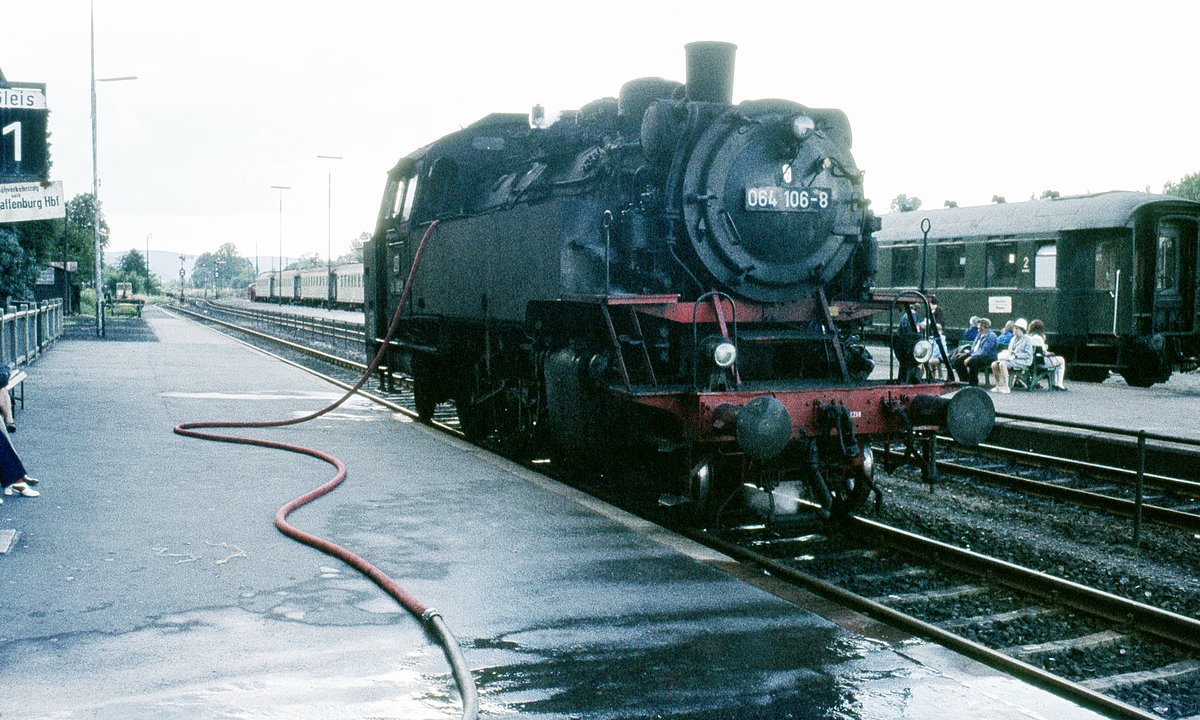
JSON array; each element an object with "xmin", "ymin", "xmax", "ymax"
[
  {"xmin": 986, "ymin": 241, "xmax": 1020, "ymax": 287},
  {"xmin": 1156, "ymin": 228, "xmax": 1179, "ymax": 293},
  {"xmin": 1094, "ymin": 240, "xmax": 1116, "ymax": 290},
  {"xmin": 892, "ymin": 245, "xmax": 919, "ymax": 284},
  {"xmin": 936, "ymin": 242, "xmax": 966, "ymax": 286},
  {"xmin": 1034, "ymin": 243, "xmax": 1056, "ymax": 288}
]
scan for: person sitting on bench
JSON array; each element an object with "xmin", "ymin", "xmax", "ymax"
[{"xmin": 952, "ymin": 317, "xmax": 998, "ymax": 386}]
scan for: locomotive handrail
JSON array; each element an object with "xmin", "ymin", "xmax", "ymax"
[{"xmin": 885, "ymin": 290, "xmax": 955, "ymax": 383}]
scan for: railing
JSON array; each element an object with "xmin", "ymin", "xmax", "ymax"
[
  {"xmin": 995, "ymin": 410, "xmax": 1200, "ymax": 548},
  {"xmin": 1, "ymin": 299, "xmax": 64, "ymax": 370}
]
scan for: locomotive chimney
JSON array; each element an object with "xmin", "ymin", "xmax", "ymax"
[{"xmin": 684, "ymin": 41, "xmax": 737, "ymax": 104}]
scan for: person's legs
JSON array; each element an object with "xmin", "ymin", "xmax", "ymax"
[
  {"xmin": 956, "ymin": 356, "xmax": 974, "ymax": 384},
  {"xmin": 0, "ymin": 390, "xmax": 13, "ymax": 431},
  {"xmin": 992, "ymin": 362, "xmax": 1010, "ymax": 392},
  {"xmin": 0, "ymin": 423, "xmax": 27, "ymax": 488}
]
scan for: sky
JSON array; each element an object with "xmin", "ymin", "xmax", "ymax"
[{"xmin": 2, "ymin": 0, "xmax": 1198, "ymax": 269}]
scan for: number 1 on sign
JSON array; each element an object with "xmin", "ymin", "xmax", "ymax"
[{"xmin": 2, "ymin": 121, "xmax": 21, "ymax": 162}]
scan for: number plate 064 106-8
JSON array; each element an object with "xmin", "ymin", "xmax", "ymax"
[{"xmin": 744, "ymin": 186, "xmax": 830, "ymax": 212}]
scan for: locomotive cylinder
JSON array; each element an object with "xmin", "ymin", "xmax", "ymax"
[{"xmin": 684, "ymin": 41, "xmax": 737, "ymax": 104}]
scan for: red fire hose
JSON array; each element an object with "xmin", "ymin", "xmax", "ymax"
[{"xmin": 175, "ymin": 222, "xmax": 478, "ymax": 719}]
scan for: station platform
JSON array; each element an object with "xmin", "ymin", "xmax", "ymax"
[{"xmin": 0, "ymin": 305, "xmax": 1116, "ymax": 719}]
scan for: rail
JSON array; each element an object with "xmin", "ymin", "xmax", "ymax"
[
  {"xmin": 994, "ymin": 410, "xmax": 1200, "ymax": 547},
  {"xmin": 1, "ymin": 299, "xmax": 64, "ymax": 370}
]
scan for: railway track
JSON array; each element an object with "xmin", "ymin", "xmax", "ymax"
[
  {"xmin": 700, "ymin": 520, "xmax": 1200, "ymax": 720},
  {"xmin": 172, "ymin": 300, "xmax": 1200, "ymax": 719},
  {"xmin": 934, "ymin": 441, "xmax": 1200, "ymax": 531}
]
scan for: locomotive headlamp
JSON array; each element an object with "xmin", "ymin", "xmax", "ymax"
[
  {"xmin": 713, "ymin": 341, "xmax": 738, "ymax": 368},
  {"xmin": 912, "ymin": 339, "xmax": 934, "ymax": 364},
  {"xmin": 792, "ymin": 115, "xmax": 816, "ymax": 141}
]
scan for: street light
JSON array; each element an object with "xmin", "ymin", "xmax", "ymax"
[
  {"xmin": 270, "ymin": 185, "xmax": 291, "ymax": 303},
  {"xmin": 90, "ymin": 2, "xmax": 136, "ymax": 337},
  {"xmin": 317, "ymin": 154, "xmax": 342, "ymax": 307}
]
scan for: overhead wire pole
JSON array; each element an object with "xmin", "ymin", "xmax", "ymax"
[
  {"xmin": 271, "ymin": 185, "xmax": 291, "ymax": 303},
  {"xmin": 317, "ymin": 155, "xmax": 342, "ymax": 307},
  {"xmin": 89, "ymin": 1, "xmax": 136, "ymax": 337}
]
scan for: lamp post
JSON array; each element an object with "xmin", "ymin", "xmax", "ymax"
[
  {"xmin": 90, "ymin": 2, "xmax": 136, "ymax": 337},
  {"xmin": 270, "ymin": 185, "xmax": 291, "ymax": 303},
  {"xmin": 317, "ymin": 154, "xmax": 342, "ymax": 307},
  {"xmin": 145, "ymin": 232, "xmax": 151, "ymax": 292},
  {"xmin": 178, "ymin": 254, "xmax": 186, "ymax": 304}
]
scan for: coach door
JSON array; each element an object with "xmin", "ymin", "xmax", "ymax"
[{"xmin": 1152, "ymin": 218, "xmax": 1197, "ymax": 333}]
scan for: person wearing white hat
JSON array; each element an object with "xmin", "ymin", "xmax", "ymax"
[{"xmin": 991, "ymin": 320, "xmax": 1034, "ymax": 393}]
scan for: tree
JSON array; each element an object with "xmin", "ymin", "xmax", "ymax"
[
  {"xmin": 118, "ymin": 248, "xmax": 147, "ymax": 276},
  {"xmin": 0, "ymin": 193, "xmax": 106, "ymax": 301},
  {"xmin": 992, "ymin": 195, "xmax": 1007, "ymax": 204},
  {"xmin": 0, "ymin": 229, "xmax": 40, "ymax": 301},
  {"xmin": 61, "ymin": 194, "xmax": 109, "ymax": 281},
  {"xmin": 1164, "ymin": 172, "xmax": 1200, "ymax": 202},
  {"xmin": 335, "ymin": 232, "xmax": 369, "ymax": 264},
  {"xmin": 192, "ymin": 243, "xmax": 254, "ymax": 292},
  {"xmin": 105, "ymin": 249, "xmax": 160, "ymax": 296},
  {"xmin": 1039, "ymin": 190, "xmax": 1061, "ymax": 200},
  {"xmin": 890, "ymin": 194, "xmax": 922, "ymax": 213},
  {"xmin": 285, "ymin": 252, "xmax": 325, "ymax": 270},
  {"xmin": 943, "ymin": 200, "xmax": 958, "ymax": 208}
]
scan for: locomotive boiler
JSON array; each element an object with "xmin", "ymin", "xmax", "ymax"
[{"xmin": 365, "ymin": 42, "xmax": 993, "ymax": 523}]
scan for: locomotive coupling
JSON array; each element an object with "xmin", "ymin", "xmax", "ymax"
[{"xmin": 907, "ymin": 386, "xmax": 995, "ymax": 447}]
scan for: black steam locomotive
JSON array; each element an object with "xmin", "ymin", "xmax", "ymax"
[{"xmin": 365, "ymin": 43, "xmax": 993, "ymax": 522}]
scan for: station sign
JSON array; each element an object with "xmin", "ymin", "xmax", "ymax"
[
  {"xmin": 0, "ymin": 180, "xmax": 65, "ymax": 222},
  {"xmin": 0, "ymin": 82, "xmax": 50, "ymax": 183}
]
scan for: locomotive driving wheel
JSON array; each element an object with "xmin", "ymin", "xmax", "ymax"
[
  {"xmin": 454, "ymin": 375, "xmax": 492, "ymax": 443},
  {"xmin": 411, "ymin": 355, "xmax": 443, "ymax": 424}
]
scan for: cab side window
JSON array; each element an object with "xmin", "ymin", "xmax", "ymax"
[{"xmin": 390, "ymin": 175, "xmax": 417, "ymax": 224}]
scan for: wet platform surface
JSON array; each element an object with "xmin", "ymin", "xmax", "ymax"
[{"xmin": 0, "ymin": 306, "xmax": 1115, "ymax": 718}]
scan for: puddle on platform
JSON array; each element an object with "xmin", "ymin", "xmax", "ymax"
[{"xmin": 0, "ymin": 607, "xmax": 454, "ymax": 720}]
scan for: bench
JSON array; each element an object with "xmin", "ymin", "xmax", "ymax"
[
  {"xmin": 105, "ymin": 299, "xmax": 145, "ymax": 317},
  {"xmin": 4, "ymin": 369, "xmax": 26, "ymax": 413},
  {"xmin": 1010, "ymin": 346, "xmax": 1052, "ymax": 391}
]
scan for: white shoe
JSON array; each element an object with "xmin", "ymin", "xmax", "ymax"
[{"xmin": 3, "ymin": 483, "xmax": 38, "ymax": 497}]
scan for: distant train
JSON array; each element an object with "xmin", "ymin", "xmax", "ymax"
[
  {"xmin": 251, "ymin": 263, "xmax": 365, "ymax": 308},
  {"xmin": 874, "ymin": 192, "xmax": 1200, "ymax": 386}
]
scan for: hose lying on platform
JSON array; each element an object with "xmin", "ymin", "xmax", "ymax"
[{"xmin": 175, "ymin": 222, "xmax": 478, "ymax": 720}]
